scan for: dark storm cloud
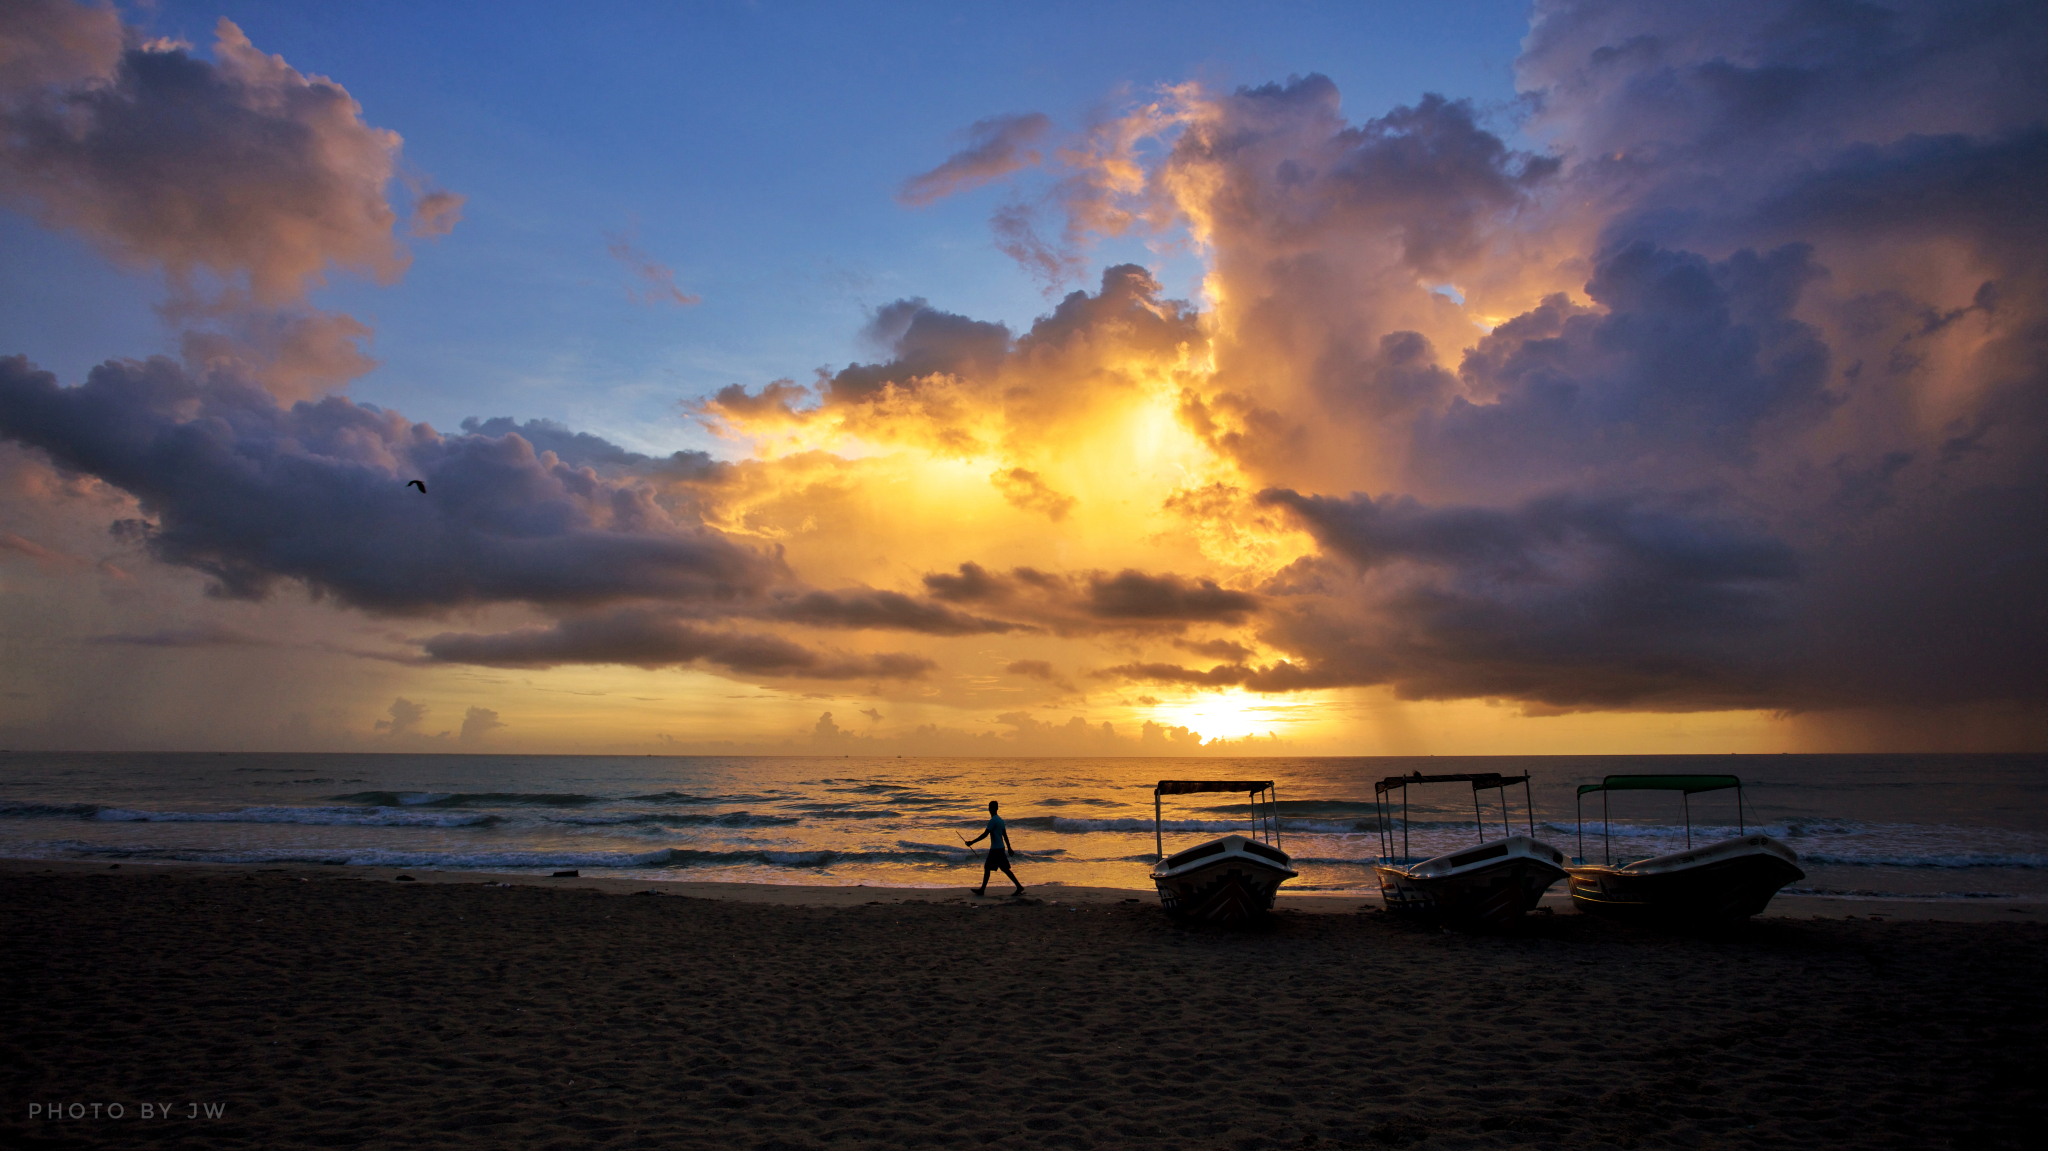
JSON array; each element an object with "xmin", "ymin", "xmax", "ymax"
[
  {"xmin": 1520, "ymin": 0, "xmax": 2048, "ymax": 175},
  {"xmin": 1256, "ymin": 488, "xmax": 1797, "ymax": 708},
  {"xmin": 0, "ymin": 355, "xmax": 781, "ymax": 613},
  {"xmin": 86, "ymin": 622, "xmax": 272, "ymax": 648},
  {"xmin": 421, "ymin": 610, "xmax": 933, "ymax": 680},
  {"xmin": 1084, "ymin": 570, "xmax": 1259, "ymax": 623},
  {"xmin": 1424, "ymin": 241, "xmax": 1833, "ymax": 492},
  {"xmin": 825, "ymin": 303, "xmax": 1011, "ymax": 404},
  {"xmin": 761, "ymin": 588, "xmax": 1022, "ymax": 636},
  {"xmin": 1091, "ymin": 489, "xmax": 1802, "ymax": 710},
  {"xmin": 921, "ymin": 562, "xmax": 1259, "ymax": 633},
  {"xmin": 1284, "ymin": 86, "xmax": 1558, "ymax": 276}
]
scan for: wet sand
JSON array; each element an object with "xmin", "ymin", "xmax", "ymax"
[{"xmin": 4, "ymin": 862, "xmax": 2043, "ymax": 1150}]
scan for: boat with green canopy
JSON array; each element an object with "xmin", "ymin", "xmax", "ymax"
[
  {"xmin": 1149, "ymin": 780, "xmax": 1297, "ymax": 924},
  {"xmin": 1371, "ymin": 771, "xmax": 1568, "ymax": 927},
  {"xmin": 1565, "ymin": 774, "xmax": 1803, "ymax": 922}
]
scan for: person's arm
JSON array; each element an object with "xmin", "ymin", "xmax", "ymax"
[
  {"xmin": 966, "ymin": 827, "xmax": 988, "ymax": 845},
  {"xmin": 1001, "ymin": 825, "xmax": 1014, "ymax": 853}
]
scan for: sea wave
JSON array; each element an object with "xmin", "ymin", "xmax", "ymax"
[
  {"xmin": 330, "ymin": 790, "xmax": 604, "ymax": 808},
  {"xmin": 0, "ymin": 802, "xmax": 104, "ymax": 819},
  {"xmin": 545, "ymin": 811, "xmax": 802, "ymax": 828},
  {"xmin": 91, "ymin": 805, "xmax": 499, "ymax": 828},
  {"xmin": 620, "ymin": 791, "xmax": 785, "ymax": 806},
  {"xmin": 895, "ymin": 839, "xmax": 1067, "ymax": 860},
  {"xmin": 1796, "ymin": 851, "xmax": 2048, "ymax": 869},
  {"xmin": 1050, "ymin": 816, "xmax": 1249, "ymax": 833}
]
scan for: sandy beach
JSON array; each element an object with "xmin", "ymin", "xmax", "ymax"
[{"xmin": 4, "ymin": 862, "xmax": 2043, "ymax": 1151}]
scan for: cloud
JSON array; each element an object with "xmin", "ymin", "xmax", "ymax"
[
  {"xmin": 409, "ymin": 188, "xmax": 466, "ymax": 238},
  {"xmin": 881, "ymin": 2, "xmax": 2045, "ymax": 725},
  {"xmin": 989, "ymin": 467, "xmax": 1075, "ymax": 521},
  {"xmin": 0, "ymin": 529, "xmax": 82, "ymax": 568},
  {"xmin": 175, "ymin": 306, "xmax": 378, "ymax": 403},
  {"xmin": 0, "ymin": 354, "xmax": 782, "ymax": 613},
  {"xmin": 458, "ymin": 705, "xmax": 504, "ymax": 742},
  {"xmin": 761, "ymin": 588, "xmax": 1021, "ymax": 635},
  {"xmin": 421, "ymin": 608, "xmax": 933, "ymax": 680},
  {"xmin": 0, "ymin": 0, "xmax": 123, "ymax": 97},
  {"xmin": 921, "ymin": 563, "xmax": 1259, "ymax": 634},
  {"xmin": 0, "ymin": 11, "xmax": 456, "ymax": 401},
  {"xmin": 7, "ymin": 0, "xmax": 2047, "ymax": 743},
  {"xmin": 1175, "ymin": 637, "xmax": 1253, "ymax": 662},
  {"xmin": 374, "ymin": 696, "xmax": 427, "ymax": 736},
  {"xmin": 1005, "ymin": 659, "xmax": 1076, "ymax": 692},
  {"xmin": 696, "ymin": 265, "xmax": 1198, "ymax": 457},
  {"xmin": 86, "ymin": 622, "xmax": 271, "ymax": 648},
  {"xmin": 0, "ymin": 18, "xmax": 416, "ymax": 303},
  {"xmin": 898, "ymin": 111, "xmax": 1052, "ymax": 206},
  {"xmin": 605, "ymin": 228, "xmax": 701, "ymax": 306},
  {"xmin": 1242, "ymin": 488, "xmax": 1799, "ymax": 709}
]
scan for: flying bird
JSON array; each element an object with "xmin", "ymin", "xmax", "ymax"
[{"xmin": 406, "ymin": 480, "xmax": 426, "ymax": 493}]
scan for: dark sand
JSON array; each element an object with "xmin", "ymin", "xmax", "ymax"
[{"xmin": 4, "ymin": 865, "xmax": 2043, "ymax": 1150}]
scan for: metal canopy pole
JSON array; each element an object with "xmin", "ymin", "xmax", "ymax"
[
  {"xmin": 1603, "ymin": 786, "xmax": 1611, "ymax": 865},
  {"xmin": 1271, "ymin": 785, "xmax": 1282, "ymax": 852},
  {"xmin": 1498, "ymin": 788, "xmax": 1509, "ymax": 841},
  {"xmin": 1154, "ymin": 789, "xmax": 1162, "ymax": 861},
  {"xmin": 1402, "ymin": 785, "xmax": 1410, "ymax": 862},
  {"xmin": 1524, "ymin": 777, "xmax": 1535, "ymax": 839},
  {"xmin": 1576, "ymin": 789, "xmax": 1584, "ymax": 863},
  {"xmin": 1472, "ymin": 790, "xmax": 1483, "ymax": 844},
  {"xmin": 1683, "ymin": 791, "xmax": 1692, "ymax": 849},
  {"xmin": 1375, "ymin": 786, "xmax": 1385, "ymax": 861},
  {"xmin": 1738, "ymin": 782, "xmax": 1746, "ymax": 835}
]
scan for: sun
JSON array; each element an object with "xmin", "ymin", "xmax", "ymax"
[{"xmin": 1141, "ymin": 690, "xmax": 1295, "ymax": 742}]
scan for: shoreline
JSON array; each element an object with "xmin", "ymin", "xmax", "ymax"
[
  {"xmin": 4, "ymin": 855, "xmax": 2037, "ymax": 922},
  {"xmin": 5, "ymin": 859, "xmax": 2043, "ymax": 1150}
]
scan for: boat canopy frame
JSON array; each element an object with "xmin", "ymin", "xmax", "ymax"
[
  {"xmin": 1372, "ymin": 772, "xmax": 1535, "ymax": 864},
  {"xmin": 1574, "ymin": 774, "xmax": 1749, "ymax": 864},
  {"xmin": 1153, "ymin": 780, "xmax": 1279, "ymax": 861}
]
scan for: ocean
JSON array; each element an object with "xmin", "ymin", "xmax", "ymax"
[{"xmin": 2, "ymin": 752, "xmax": 2042, "ymax": 902}]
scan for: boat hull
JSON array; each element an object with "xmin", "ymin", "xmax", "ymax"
[
  {"xmin": 1567, "ymin": 836, "xmax": 1803, "ymax": 923},
  {"xmin": 1151, "ymin": 835, "xmax": 1297, "ymax": 925},
  {"xmin": 1375, "ymin": 836, "xmax": 1567, "ymax": 927}
]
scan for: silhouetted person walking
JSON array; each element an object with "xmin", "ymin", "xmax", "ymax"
[{"xmin": 967, "ymin": 799, "xmax": 1023, "ymax": 896}]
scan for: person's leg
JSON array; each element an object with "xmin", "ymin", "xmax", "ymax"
[
  {"xmin": 1000, "ymin": 864, "xmax": 1023, "ymax": 893},
  {"xmin": 975, "ymin": 862, "xmax": 994, "ymax": 895}
]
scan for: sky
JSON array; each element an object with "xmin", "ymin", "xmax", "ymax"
[{"xmin": 0, "ymin": 0, "xmax": 2043, "ymax": 756}]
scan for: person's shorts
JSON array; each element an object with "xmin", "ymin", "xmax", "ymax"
[{"xmin": 984, "ymin": 848, "xmax": 1010, "ymax": 870}]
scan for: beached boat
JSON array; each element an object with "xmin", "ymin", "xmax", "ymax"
[
  {"xmin": 1371, "ymin": 772, "xmax": 1568, "ymax": 927},
  {"xmin": 1565, "ymin": 774, "xmax": 1803, "ymax": 923},
  {"xmin": 1149, "ymin": 780, "xmax": 1298, "ymax": 924}
]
